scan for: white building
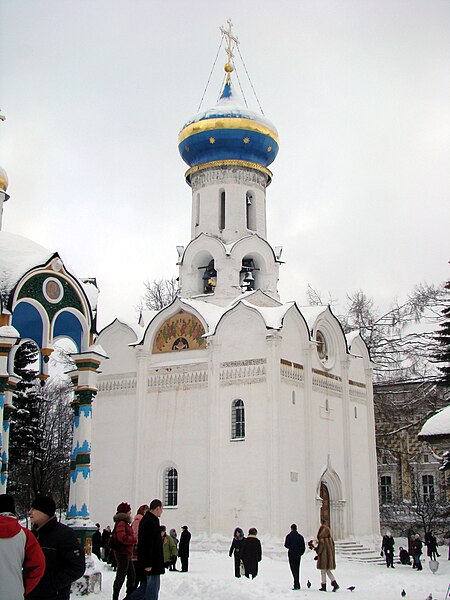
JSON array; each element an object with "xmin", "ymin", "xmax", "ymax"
[{"xmin": 90, "ymin": 41, "xmax": 380, "ymax": 539}]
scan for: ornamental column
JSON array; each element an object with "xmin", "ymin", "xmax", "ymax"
[
  {"xmin": 67, "ymin": 348, "xmax": 107, "ymax": 524},
  {"xmin": 0, "ymin": 326, "xmax": 19, "ymax": 493},
  {"xmin": 1, "ymin": 375, "xmax": 20, "ymax": 492}
]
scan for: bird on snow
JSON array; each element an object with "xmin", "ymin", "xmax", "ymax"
[
  {"xmin": 425, "ymin": 594, "xmax": 432, "ymax": 600},
  {"xmin": 347, "ymin": 586, "xmax": 356, "ymax": 592},
  {"xmin": 401, "ymin": 590, "xmax": 406, "ymax": 597},
  {"xmin": 307, "ymin": 580, "xmax": 311, "ymax": 589}
]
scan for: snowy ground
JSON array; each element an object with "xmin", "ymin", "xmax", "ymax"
[{"xmin": 88, "ymin": 540, "xmax": 449, "ymax": 600}]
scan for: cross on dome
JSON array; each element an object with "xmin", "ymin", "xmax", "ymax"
[{"xmin": 219, "ymin": 19, "xmax": 239, "ymax": 82}]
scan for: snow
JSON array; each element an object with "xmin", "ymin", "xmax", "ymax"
[
  {"xmin": 86, "ymin": 539, "xmax": 450, "ymax": 600},
  {"xmin": 419, "ymin": 405, "xmax": 450, "ymax": 438},
  {"xmin": 0, "ymin": 231, "xmax": 55, "ymax": 300},
  {"xmin": 0, "ymin": 324, "xmax": 20, "ymax": 338}
]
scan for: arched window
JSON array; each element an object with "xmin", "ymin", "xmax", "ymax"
[
  {"xmin": 164, "ymin": 467, "xmax": 178, "ymax": 507},
  {"xmin": 232, "ymin": 399, "xmax": 245, "ymax": 439},
  {"xmin": 246, "ymin": 191, "xmax": 256, "ymax": 230}
]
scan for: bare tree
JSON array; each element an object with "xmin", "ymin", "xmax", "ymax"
[
  {"xmin": 332, "ymin": 282, "xmax": 447, "ymax": 382},
  {"xmin": 142, "ymin": 276, "xmax": 179, "ymax": 311}
]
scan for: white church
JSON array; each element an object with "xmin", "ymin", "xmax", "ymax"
[{"xmin": 90, "ymin": 27, "xmax": 380, "ymax": 540}]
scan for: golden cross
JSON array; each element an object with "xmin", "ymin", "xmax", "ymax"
[{"xmin": 219, "ymin": 19, "xmax": 239, "ymax": 80}]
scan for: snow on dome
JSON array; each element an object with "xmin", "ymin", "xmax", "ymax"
[
  {"xmin": 0, "ymin": 165, "xmax": 8, "ymax": 192},
  {"xmin": 0, "ymin": 324, "xmax": 20, "ymax": 338},
  {"xmin": 178, "ymin": 78, "xmax": 279, "ymax": 173},
  {"xmin": 0, "ymin": 231, "xmax": 56, "ymax": 303},
  {"xmin": 419, "ymin": 405, "xmax": 450, "ymax": 438}
]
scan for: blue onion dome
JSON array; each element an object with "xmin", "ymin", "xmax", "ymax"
[{"xmin": 178, "ymin": 77, "xmax": 279, "ymax": 179}]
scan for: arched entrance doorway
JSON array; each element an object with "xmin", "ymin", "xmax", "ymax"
[{"xmin": 320, "ymin": 482, "xmax": 330, "ymax": 527}]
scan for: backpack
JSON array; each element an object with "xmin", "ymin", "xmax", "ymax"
[{"xmin": 108, "ymin": 526, "xmax": 125, "ymax": 551}]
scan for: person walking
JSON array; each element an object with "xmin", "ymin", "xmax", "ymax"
[
  {"xmin": 240, "ymin": 528, "xmax": 262, "ymax": 579},
  {"xmin": 284, "ymin": 523, "xmax": 305, "ymax": 590},
  {"xmin": 111, "ymin": 502, "xmax": 137, "ymax": 600},
  {"xmin": 137, "ymin": 499, "xmax": 165, "ymax": 600},
  {"xmin": 168, "ymin": 529, "xmax": 179, "ymax": 571},
  {"xmin": 316, "ymin": 523, "xmax": 339, "ymax": 592},
  {"xmin": 178, "ymin": 525, "xmax": 191, "ymax": 573},
  {"xmin": 381, "ymin": 532, "xmax": 395, "ymax": 568},
  {"xmin": 27, "ymin": 495, "xmax": 85, "ymax": 600},
  {"xmin": 0, "ymin": 493, "xmax": 45, "ymax": 600},
  {"xmin": 425, "ymin": 531, "xmax": 439, "ymax": 561},
  {"xmin": 229, "ymin": 527, "xmax": 245, "ymax": 578}
]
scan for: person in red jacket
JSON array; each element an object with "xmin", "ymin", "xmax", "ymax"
[
  {"xmin": 0, "ymin": 493, "xmax": 45, "ymax": 600},
  {"xmin": 112, "ymin": 502, "xmax": 137, "ymax": 600}
]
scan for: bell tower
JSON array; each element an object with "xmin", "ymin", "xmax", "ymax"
[{"xmin": 177, "ymin": 21, "xmax": 282, "ymax": 305}]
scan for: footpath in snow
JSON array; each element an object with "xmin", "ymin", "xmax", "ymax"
[{"xmin": 88, "ymin": 541, "xmax": 450, "ymax": 600}]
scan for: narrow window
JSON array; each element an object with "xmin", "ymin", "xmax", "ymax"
[
  {"xmin": 422, "ymin": 475, "xmax": 435, "ymax": 502},
  {"xmin": 246, "ymin": 191, "xmax": 256, "ymax": 230},
  {"xmin": 195, "ymin": 193, "xmax": 200, "ymax": 226},
  {"xmin": 325, "ymin": 398, "xmax": 329, "ymax": 412},
  {"xmin": 292, "ymin": 390, "xmax": 296, "ymax": 405},
  {"xmin": 219, "ymin": 190, "xmax": 226, "ymax": 230},
  {"xmin": 232, "ymin": 399, "xmax": 245, "ymax": 439},
  {"xmin": 164, "ymin": 467, "xmax": 178, "ymax": 507},
  {"xmin": 423, "ymin": 454, "xmax": 429, "ymax": 463},
  {"xmin": 380, "ymin": 475, "xmax": 393, "ymax": 504},
  {"xmin": 354, "ymin": 406, "xmax": 357, "ymax": 419}
]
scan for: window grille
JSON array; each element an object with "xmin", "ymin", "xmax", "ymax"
[
  {"xmin": 232, "ymin": 399, "xmax": 245, "ymax": 439},
  {"xmin": 380, "ymin": 475, "xmax": 393, "ymax": 504},
  {"xmin": 422, "ymin": 474, "xmax": 435, "ymax": 502},
  {"xmin": 164, "ymin": 467, "xmax": 178, "ymax": 507}
]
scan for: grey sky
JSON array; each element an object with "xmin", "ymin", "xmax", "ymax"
[{"xmin": 1, "ymin": 0, "xmax": 449, "ymax": 330}]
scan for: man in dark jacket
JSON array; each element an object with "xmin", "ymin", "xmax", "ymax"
[
  {"xmin": 178, "ymin": 525, "xmax": 191, "ymax": 572},
  {"xmin": 26, "ymin": 495, "xmax": 85, "ymax": 600},
  {"xmin": 284, "ymin": 523, "xmax": 305, "ymax": 590},
  {"xmin": 137, "ymin": 499, "xmax": 164, "ymax": 600}
]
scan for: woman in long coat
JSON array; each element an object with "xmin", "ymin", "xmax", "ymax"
[
  {"xmin": 229, "ymin": 527, "xmax": 245, "ymax": 578},
  {"xmin": 240, "ymin": 528, "xmax": 262, "ymax": 579},
  {"xmin": 316, "ymin": 524, "xmax": 339, "ymax": 592}
]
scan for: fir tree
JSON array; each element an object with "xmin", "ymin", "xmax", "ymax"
[
  {"xmin": 8, "ymin": 341, "xmax": 45, "ymax": 513},
  {"xmin": 434, "ymin": 280, "xmax": 450, "ymax": 386}
]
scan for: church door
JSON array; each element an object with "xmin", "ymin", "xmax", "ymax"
[{"xmin": 320, "ymin": 482, "xmax": 330, "ymax": 527}]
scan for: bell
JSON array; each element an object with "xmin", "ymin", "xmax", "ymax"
[{"xmin": 244, "ymin": 271, "xmax": 254, "ymax": 283}]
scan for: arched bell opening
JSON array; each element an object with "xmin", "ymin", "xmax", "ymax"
[
  {"xmin": 240, "ymin": 256, "xmax": 259, "ymax": 292},
  {"xmin": 199, "ymin": 259, "xmax": 217, "ymax": 294}
]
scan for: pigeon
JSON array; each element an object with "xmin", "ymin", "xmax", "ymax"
[
  {"xmin": 425, "ymin": 594, "xmax": 432, "ymax": 600},
  {"xmin": 401, "ymin": 591, "xmax": 406, "ymax": 597},
  {"xmin": 307, "ymin": 580, "xmax": 311, "ymax": 589},
  {"xmin": 347, "ymin": 587, "xmax": 356, "ymax": 592}
]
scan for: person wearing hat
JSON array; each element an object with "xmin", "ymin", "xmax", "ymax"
[
  {"xmin": 0, "ymin": 493, "xmax": 45, "ymax": 600},
  {"xmin": 27, "ymin": 495, "xmax": 85, "ymax": 600},
  {"xmin": 178, "ymin": 525, "xmax": 191, "ymax": 573},
  {"xmin": 111, "ymin": 502, "xmax": 137, "ymax": 600}
]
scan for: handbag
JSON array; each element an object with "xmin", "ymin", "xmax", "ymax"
[{"xmin": 108, "ymin": 527, "xmax": 125, "ymax": 551}]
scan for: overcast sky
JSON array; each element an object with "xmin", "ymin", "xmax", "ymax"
[{"xmin": 0, "ymin": 0, "xmax": 449, "ymax": 331}]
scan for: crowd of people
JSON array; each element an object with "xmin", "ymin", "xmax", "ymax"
[
  {"xmin": 1, "ymin": 490, "xmax": 446, "ymax": 600},
  {"xmin": 381, "ymin": 530, "xmax": 441, "ymax": 571}
]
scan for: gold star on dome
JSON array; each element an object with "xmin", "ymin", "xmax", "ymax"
[
  {"xmin": 185, "ymin": 145, "xmax": 190, "ymax": 152},
  {"xmin": 209, "ymin": 136, "xmax": 215, "ymax": 144},
  {"xmin": 267, "ymin": 146, "xmax": 272, "ymax": 152},
  {"xmin": 243, "ymin": 137, "xmax": 250, "ymax": 144}
]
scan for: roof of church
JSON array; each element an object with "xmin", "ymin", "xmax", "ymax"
[
  {"xmin": 178, "ymin": 78, "xmax": 279, "ymax": 172},
  {"xmin": 0, "ymin": 230, "xmax": 98, "ymax": 312}
]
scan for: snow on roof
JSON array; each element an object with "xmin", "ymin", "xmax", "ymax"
[
  {"xmin": 0, "ymin": 231, "xmax": 55, "ymax": 302},
  {"xmin": 419, "ymin": 405, "xmax": 450, "ymax": 438},
  {"xmin": 80, "ymin": 279, "xmax": 99, "ymax": 311},
  {"xmin": 296, "ymin": 305, "xmax": 328, "ymax": 331},
  {"xmin": 241, "ymin": 300, "xmax": 295, "ymax": 329}
]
